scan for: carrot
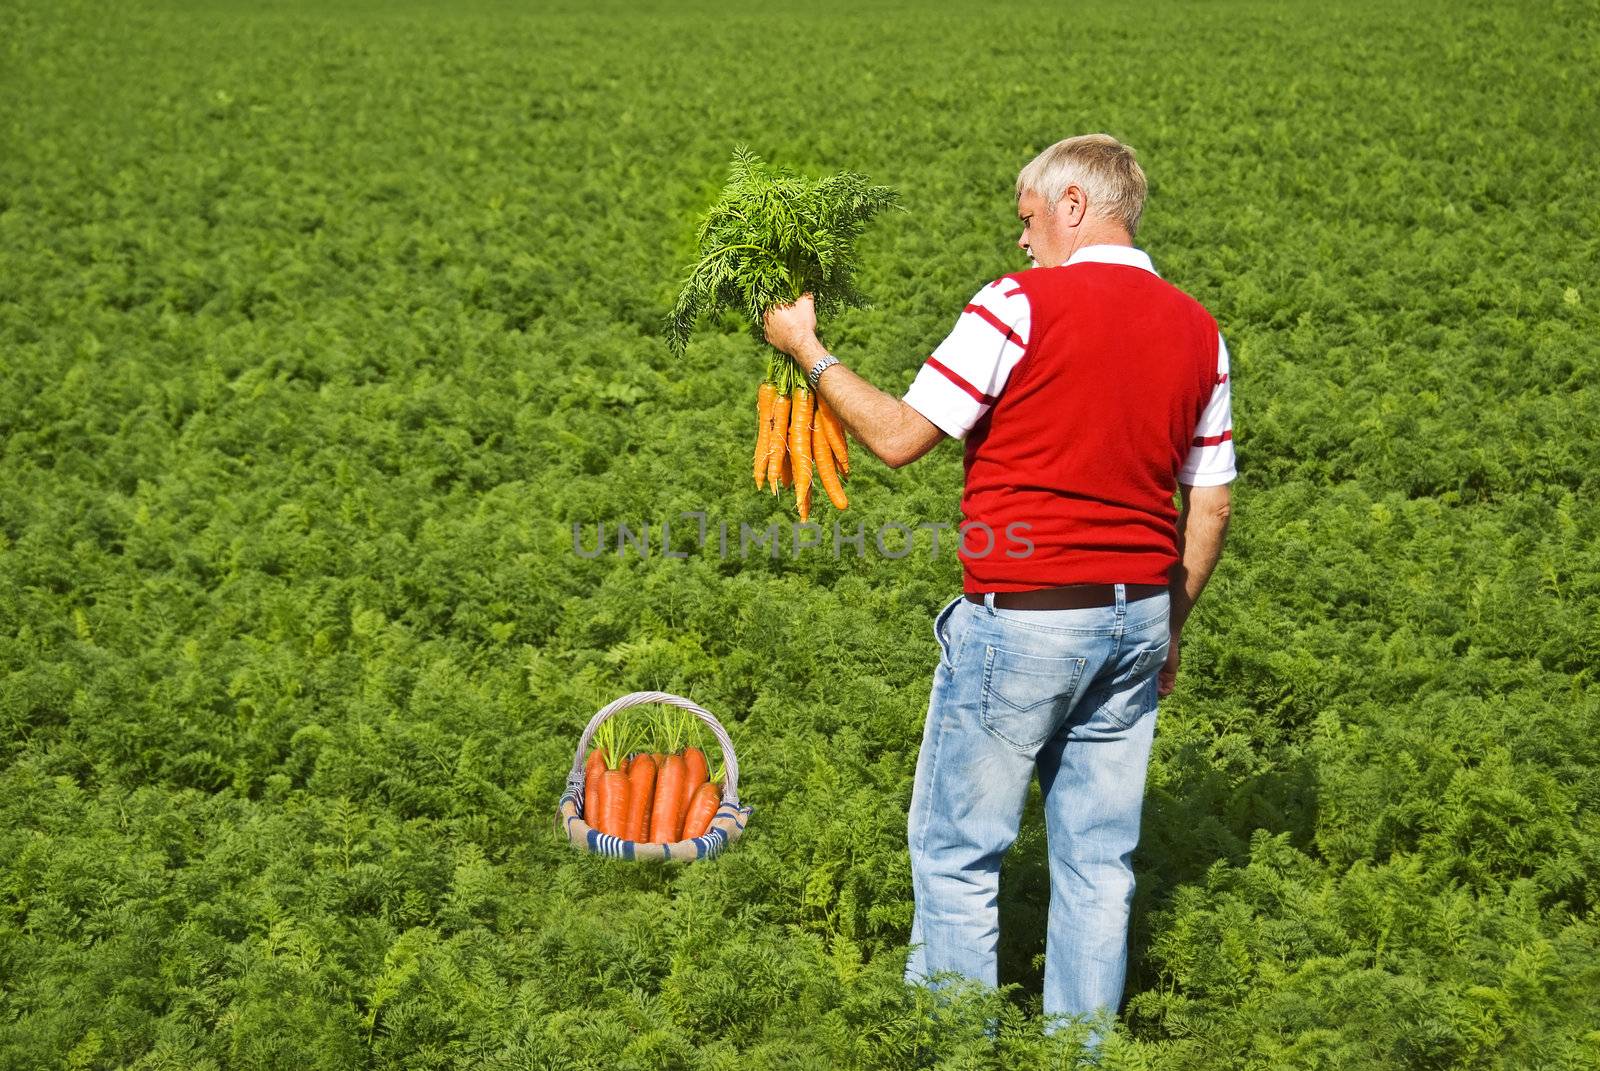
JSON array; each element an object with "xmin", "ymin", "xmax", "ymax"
[
  {"xmin": 765, "ymin": 391, "xmax": 791, "ymax": 494},
  {"xmin": 650, "ymin": 753, "xmax": 688, "ymax": 842},
  {"xmin": 682, "ymin": 745, "xmax": 709, "ymax": 792},
  {"xmin": 624, "ymin": 753, "xmax": 658, "ymax": 842},
  {"xmin": 682, "ymin": 781, "xmax": 722, "ymax": 840},
  {"xmin": 583, "ymin": 747, "xmax": 609, "ymax": 824},
  {"xmin": 780, "ymin": 451, "xmax": 793, "ymax": 488},
  {"xmin": 584, "ymin": 746, "xmax": 608, "ymax": 789},
  {"xmin": 598, "ymin": 767, "xmax": 630, "ymax": 837},
  {"xmin": 680, "ymin": 745, "xmax": 709, "ymax": 826},
  {"xmin": 753, "ymin": 381, "xmax": 777, "ymax": 489},
  {"xmin": 585, "ymin": 772, "xmax": 605, "ymax": 825},
  {"xmin": 788, "ymin": 386, "xmax": 816, "ymax": 521},
  {"xmin": 818, "ymin": 397, "xmax": 849, "ymax": 476},
  {"xmin": 589, "ymin": 710, "xmax": 644, "ymax": 833},
  {"xmin": 814, "ymin": 421, "xmax": 850, "ymax": 510}
]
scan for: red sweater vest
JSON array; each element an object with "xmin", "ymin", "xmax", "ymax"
[{"xmin": 960, "ymin": 262, "xmax": 1219, "ymax": 591}]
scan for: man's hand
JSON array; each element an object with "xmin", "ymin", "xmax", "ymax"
[
  {"xmin": 763, "ymin": 293, "xmax": 820, "ymax": 358},
  {"xmin": 760, "ymin": 292, "xmax": 945, "ymax": 469},
  {"xmin": 1158, "ymin": 631, "xmax": 1180, "ymax": 697},
  {"xmin": 1162, "ymin": 482, "xmax": 1230, "ymax": 701}
]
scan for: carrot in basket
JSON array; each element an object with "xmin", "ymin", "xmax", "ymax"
[
  {"xmin": 679, "ymin": 745, "xmax": 709, "ymax": 825},
  {"xmin": 681, "ymin": 742, "xmax": 707, "ymax": 800},
  {"xmin": 584, "ymin": 746, "xmax": 608, "ymax": 788},
  {"xmin": 583, "ymin": 750, "xmax": 609, "ymax": 825},
  {"xmin": 682, "ymin": 781, "xmax": 722, "ymax": 840},
  {"xmin": 752, "ymin": 381, "xmax": 777, "ymax": 489},
  {"xmin": 788, "ymin": 386, "xmax": 816, "ymax": 521},
  {"xmin": 624, "ymin": 753, "xmax": 658, "ymax": 842},
  {"xmin": 650, "ymin": 753, "xmax": 688, "ymax": 842},
  {"xmin": 765, "ymin": 391, "xmax": 791, "ymax": 494},
  {"xmin": 682, "ymin": 745, "xmax": 709, "ymax": 794},
  {"xmin": 597, "ymin": 766, "xmax": 630, "ymax": 836}
]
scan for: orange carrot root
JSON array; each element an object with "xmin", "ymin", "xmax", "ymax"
[
  {"xmin": 650, "ymin": 754, "xmax": 688, "ymax": 842},
  {"xmin": 624, "ymin": 753, "xmax": 658, "ymax": 842},
  {"xmin": 598, "ymin": 768, "xmax": 630, "ymax": 837},
  {"xmin": 765, "ymin": 393, "xmax": 791, "ymax": 494},
  {"xmin": 680, "ymin": 746, "xmax": 709, "ymax": 826},
  {"xmin": 789, "ymin": 386, "xmax": 816, "ymax": 522},
  {"xmin": 682, "ymin": 781, "xmax": 722, "ymax": 840},
  {"xmin": 753, "ymin": 381, "xmax": 777, "ymax": 489},
  {"xmin": 583, "ymin": 746, "xmax": 609, "ymax": 823},
  {"xmin": 815, "ymin": 425, "xmax": 849, "ymax": 510},
  {"xmin": 819, "ymin": 397, "xmax": 849, "ymax": 476}
]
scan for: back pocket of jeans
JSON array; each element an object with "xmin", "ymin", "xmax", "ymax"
[
  {"xmin": 980, "ymin": 646, "xmax": 1088, "ymax": 752},
  {"xmin": 1128, "ymin": 634, "xmax": 1170, "ymax": 683},
  {"xmin": 1096, "ymin": 635, "xmax": 1170, "ymax": 730}
]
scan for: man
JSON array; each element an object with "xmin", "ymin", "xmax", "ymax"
[{"xmin": 762, "ymin": 134, "xmax": 1234, "ymax": 1037}]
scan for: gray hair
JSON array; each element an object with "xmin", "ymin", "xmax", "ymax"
[{"xmin": 1016, "ymin": 134, "xmax": 1148, "ymax": 237}]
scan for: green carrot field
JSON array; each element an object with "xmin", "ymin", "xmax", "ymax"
[{"xmin": 3, "ymin": 1, "xmax": 1598, "ymax": 1067}]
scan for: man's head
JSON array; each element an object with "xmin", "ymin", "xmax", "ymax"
[{"xmin": 1015, "ymin": 134, "xmax": 1147, "ymax": 268}]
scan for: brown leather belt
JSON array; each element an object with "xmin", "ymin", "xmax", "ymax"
[{"xmin": 965, "ymin": 583, "xmax": 1167, "ymax": 610}]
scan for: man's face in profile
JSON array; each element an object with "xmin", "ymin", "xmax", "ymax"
[{"xmin": 1017, "ymin": 188, "xmax": 1059, "ymax": 268}]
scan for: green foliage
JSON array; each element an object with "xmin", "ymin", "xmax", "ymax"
[
  {"xmin": 3, "ymin": 0, "xmax": 1600, "ymax": 1069},
  {"xmin": 665, "ymin": 148, "xmax": 900, "ymax": 357}
]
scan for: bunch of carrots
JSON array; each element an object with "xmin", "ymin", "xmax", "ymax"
[
  {"xmin": 582, "ymin": 708, "xmax": 726, "ymax": 843},
  {"xmin": 754, "ymin": 354, "xmax": 849, "ymax": 523}
]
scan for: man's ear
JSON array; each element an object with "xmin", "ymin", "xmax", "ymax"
[{"xmin": 1059, "ymin": 184, "xmax": 1088, "ymax": 226}]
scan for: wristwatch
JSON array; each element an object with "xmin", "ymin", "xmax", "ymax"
[{"xmin": 806, "ymin": 353, "xmax": 840, "ymax": 390}]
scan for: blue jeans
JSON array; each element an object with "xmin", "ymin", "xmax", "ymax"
[{"xmin": 905, "ymin": 587, "xmax": 1171, "ymax": 1038}]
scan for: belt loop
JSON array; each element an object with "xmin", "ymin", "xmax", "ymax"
[
  {"xmin": 982, "ymin": 592, "xmax": 996, "ymax": 614},
  {"xmin": 1114, "ymin": 583, "xmax": 1127, "ymax": 616}
]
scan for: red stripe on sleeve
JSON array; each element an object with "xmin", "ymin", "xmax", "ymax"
[
  {"xmin": 926, "ymin": 356, "xmax": 997, "ymax": 406},
  {"xmin": 1192, "ymin": 430, "xmax": 1233, "ymax": 447},
  {"xmin": 963, "ymin": 303, "xmax": 1022, "ymax": 345}
]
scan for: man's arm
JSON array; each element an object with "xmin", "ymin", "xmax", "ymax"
[
  {"xmin": 763, "ymin": 295, "xmax": 945, "ymax": 469},
  {"xmin": 1160, "ymin": 481, "xmax": 1231, "ymax": 697}
]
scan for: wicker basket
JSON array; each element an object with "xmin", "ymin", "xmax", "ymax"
[{"xmin": 557, "ymin": 691, "xmax": 753, "ymax": 861}]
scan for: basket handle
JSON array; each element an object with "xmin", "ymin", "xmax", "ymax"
[{"xmin": 564, "ymin": 691, "xmax": 741, "ymax": 807}]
